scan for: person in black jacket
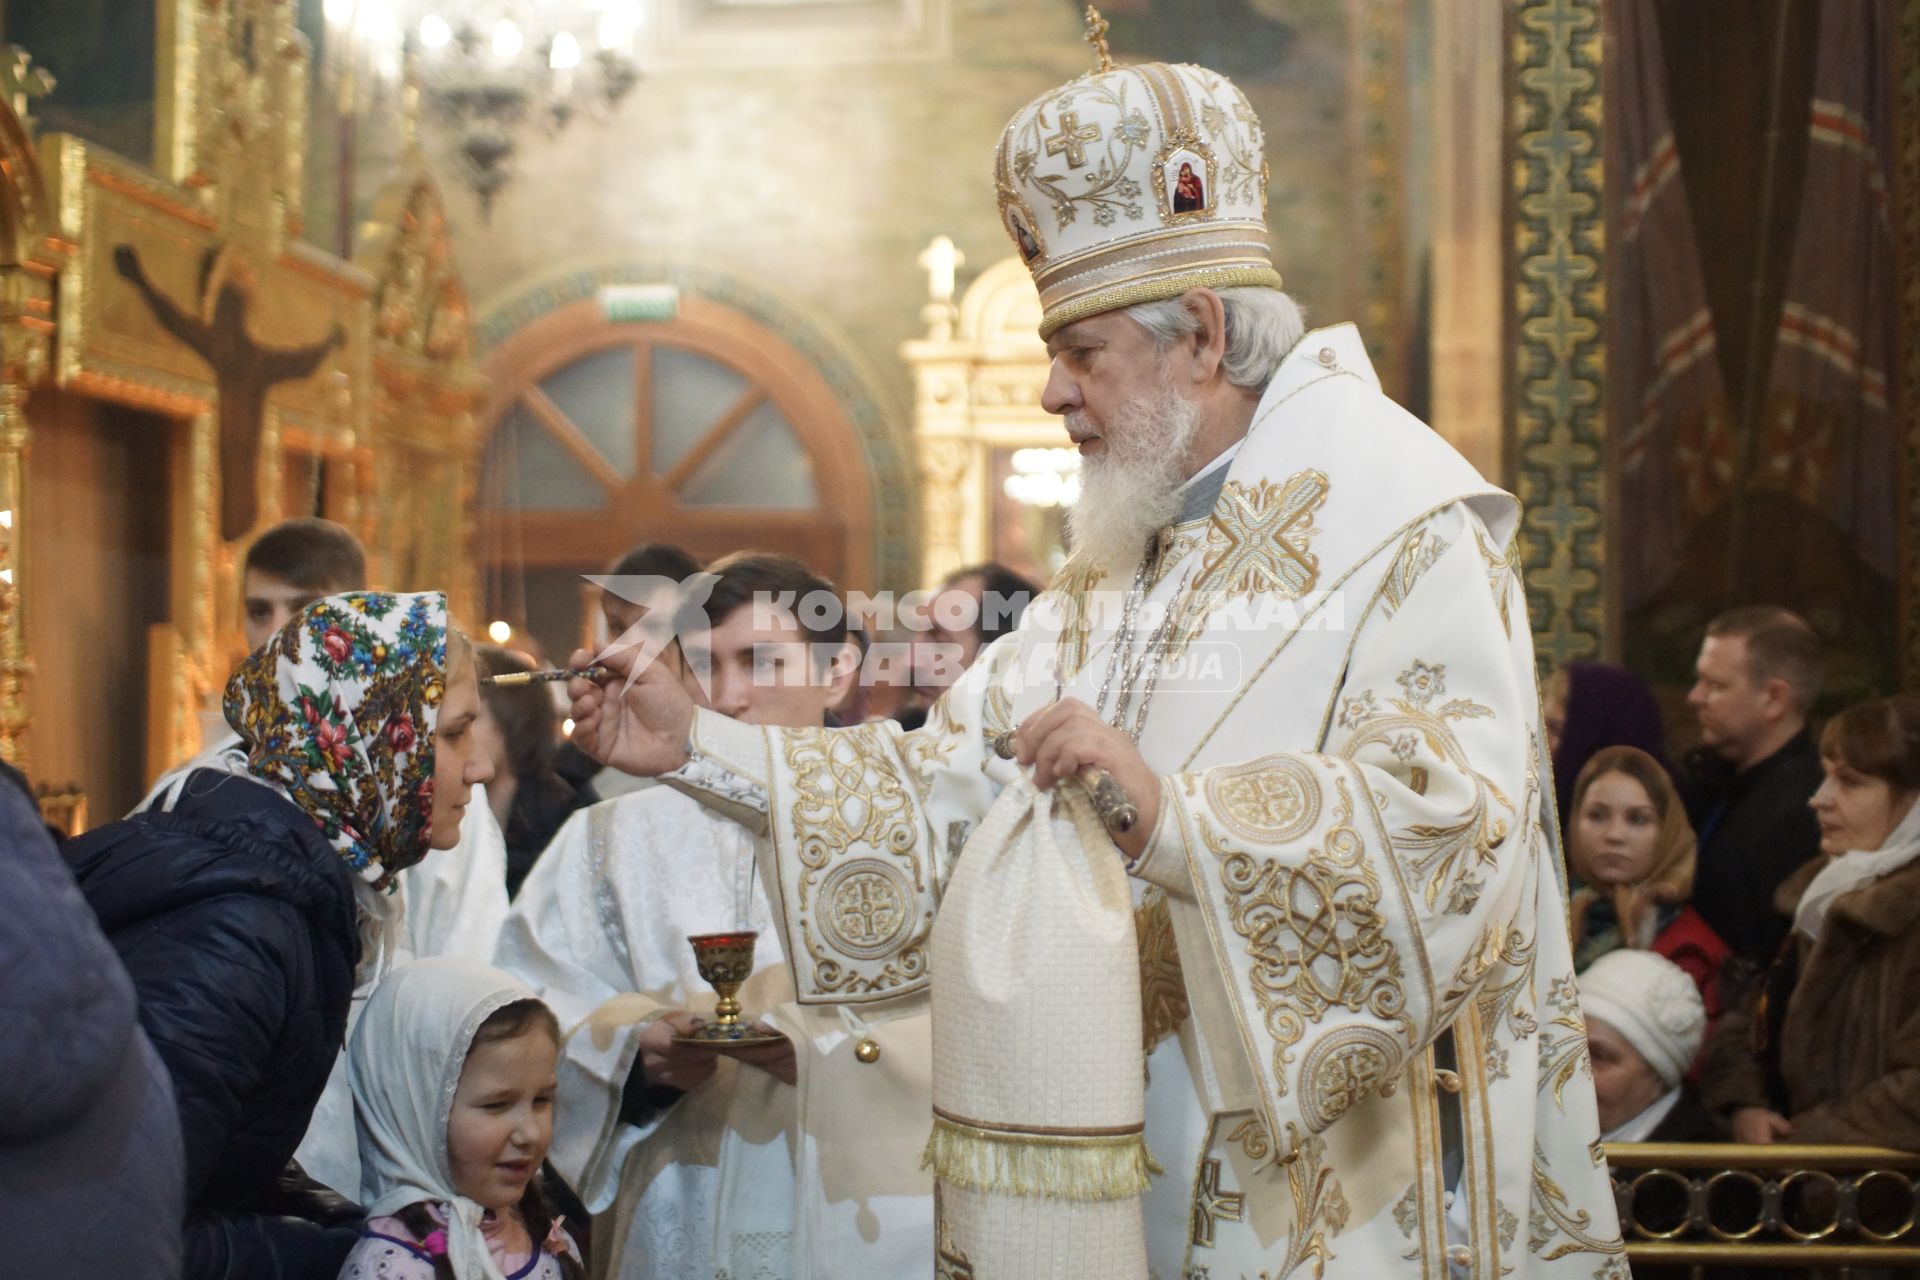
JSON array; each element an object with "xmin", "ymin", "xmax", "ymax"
[
  {"xmin": 66, "ymin": 591, "xmax": 493, "ymax": 1280},
  {"xmin": 1682, "ymin": 605, "xmax": 1827, "ymax": 965},
  {"xmin": 0, "ymin": 765, "xmax": 187, "ymax": 1280}
]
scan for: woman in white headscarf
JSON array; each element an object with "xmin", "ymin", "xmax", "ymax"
[
  {"xmin": 342, "ymin": 957, "xmax": 585, "ymax": 1280},
  {"xmin": 1701, "ymin": 695, "xmax": 1920, "ymax": 1149}
]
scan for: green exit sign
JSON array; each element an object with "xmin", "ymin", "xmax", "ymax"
[{"xmin": 599, "ymin": 285, "xmax": 681, "ymax": 322}]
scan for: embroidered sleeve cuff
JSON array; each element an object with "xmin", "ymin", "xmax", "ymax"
[
  {"xmin": 663, "ymin": 710, "xmax": 772, "ymax": 831},
  {"xmin": 1127, "ymin": 776, "xmax": 1193, "ymax": 895}
]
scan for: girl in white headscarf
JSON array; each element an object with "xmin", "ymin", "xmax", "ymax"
[{"xmin": 340, "ymin": 957, "xmax": 585, "ymax": 1280}]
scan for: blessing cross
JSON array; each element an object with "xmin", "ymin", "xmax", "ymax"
[
  {"xmin": 0, "ymin": 45, "xmax": 56, "ymax": 132},
  {"xmin": 1044, "ymin": 110, "xmax": 1102, "ymax": 169},
  {"xmin": 1084, "ymin": 5, "xmax": 1114, "ymax": 73}
]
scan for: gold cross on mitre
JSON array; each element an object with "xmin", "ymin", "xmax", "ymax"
[
  {"xmin": 0, "ymin": 44, "xmax": 56, "ymax": 132},
  {"xmin": 1084, "ymin": 5, "xmax": 1114, "ymax": 73}
]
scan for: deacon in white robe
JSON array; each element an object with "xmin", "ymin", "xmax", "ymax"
[
  {"xmin": 564, "ymin": 45, "xmax": 1626, "ymax": 1278},
  {"xmin": 500, "ymin": 553, "xmax": 933, "ymax": 1279}
]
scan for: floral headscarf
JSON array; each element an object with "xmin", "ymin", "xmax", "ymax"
[{"xmin": 225, "ymin": 591, "xmax": 451, "ymax": 890}]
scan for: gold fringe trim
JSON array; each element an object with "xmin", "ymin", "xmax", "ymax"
[{"xmin": 921, "ymin": 1114, "xmax": 1163, "ymax": 1202}]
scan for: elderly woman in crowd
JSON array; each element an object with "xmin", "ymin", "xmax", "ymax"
[
  {"xmin": 1703, "ymin": 694, "xmax": 1920, "ymax": 1149},
  {"xmin": 1580, "ymin": 950, "xmax": 1718, "ymax": 1143},
  {"xmin": 64, "ymin": 592, "xmax": 492, "ymax": 1280},
  {"xmin": 1567, "ymin": 746, "xmax": 1729, "ymax": 1013}
]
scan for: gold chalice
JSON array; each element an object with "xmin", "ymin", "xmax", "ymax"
[{"xmin": 672, "ymin": 930, "xmax": 785, "ymax": 1049}]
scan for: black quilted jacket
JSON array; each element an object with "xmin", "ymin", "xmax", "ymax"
[{"xmin": 66, "ymin": 770, "xmax": 364, "ymax": 1280}]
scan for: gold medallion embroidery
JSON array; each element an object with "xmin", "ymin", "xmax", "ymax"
[
  {"xmin": 1200, "ymin": 775, "xmax": 1413, "ymax": 1096},
  {"xmin": 1205, "ymin": 753, "xmax": 1321, "ymax": 845},
  {"xmin": 782, "ymin": 725, "xmax": 932, "ymax": 999},
  {"xmin": 1299, "ymin": 1024, "xmax": 1403, "ymax": 1132},
  {"xmin": 817, "ymin": 858, "xmax": 917, "ymax": 961}
]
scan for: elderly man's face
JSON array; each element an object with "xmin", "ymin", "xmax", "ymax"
[
  {"xmin": 1041, "ymin": 309, "xmax": 1181, "ymax": 459},
  {"xmin": 1586, "ymin": 1017, "xmax": 1669, "ymax": 1134}
]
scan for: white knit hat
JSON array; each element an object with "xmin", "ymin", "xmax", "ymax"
[{"xmin": 1576, "ymin": 950, "xmax": 1706, "ymax": 1089}]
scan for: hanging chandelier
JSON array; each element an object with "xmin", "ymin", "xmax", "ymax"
[{"xmin": 326, "ymin": 0, "xmax": 643, "ymax": 219}]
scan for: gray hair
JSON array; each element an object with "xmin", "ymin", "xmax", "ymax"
[{"xmin": 1124, "ymin": 287, "xmax": 1306, "ymax": 391}]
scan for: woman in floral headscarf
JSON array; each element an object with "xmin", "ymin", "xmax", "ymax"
[{"xmin": 66, "ymin": 591, "xmax": 492, "ymax": 1280}]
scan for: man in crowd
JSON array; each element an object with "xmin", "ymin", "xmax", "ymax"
[
  {"xmin": 1684, "ymin": 605, "xmax": 1826, "ymax": 963},
  {"xmin": 567, "ymin": 41, "xmax": 1622, "ymax": 1278},
  {"xmin": 498, "ymin": 553, "xmax": 923, "ymax": 1278},
  {"xmin": 900, "ymin": 561, "xmax": 1037, "ymax": 729},
  {"xmin": 137, "ymin": 517, "xmax": 368, "ymax": 808}
]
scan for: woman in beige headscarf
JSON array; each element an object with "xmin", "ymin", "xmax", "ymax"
[{"xmin": 1567, "ymin": 745, "xmax": 1729, "ymax": 1014}]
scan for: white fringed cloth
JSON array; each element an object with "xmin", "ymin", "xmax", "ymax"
[{"xmin": 924, "ymin": 777, "xmax": 1155, "ymax": 1278}]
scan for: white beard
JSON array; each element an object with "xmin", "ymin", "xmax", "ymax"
[{"xmin": 1064, "ymin": 373, "xmax": 1203, "ymax": 576}]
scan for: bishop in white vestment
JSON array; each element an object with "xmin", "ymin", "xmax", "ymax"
[{"xmin": 567, "ymin": 44, "xmax": 1625, "ymax": 1280}]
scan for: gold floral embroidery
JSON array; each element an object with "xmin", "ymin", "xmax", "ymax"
[
  {"xmin": 1477, "ymin": 527, "xmax": 1523, "ymax": 639},
  {"xmin": 1379, "ymin": 524, "xmax": 1449, "ymax": 618},
  {"xmin": 1200, "ymin": 775, "xmax": 1413, "ymax": 1097},
  {"xmin": 1205, "ymin": 753, "xmax": 1321, "ymax": 845},
  {"xmin": 1536, "ymin": 974, "xmax": 1593, "ymax": 1108},
  {"xmin": 1529, "ymin": 1155, "xmax": 1626, "ymax": 1263},
  {"xmin": 1225, "ymin": 1115, "xmax": 1270, "ymax": 1161},
  {"xmin": 1041, "ymin": 556, "xmax": 1108, "ymax": 684},
  {"xmin": 1275, "ymin": 1134, "xmax": 1351, "ymax": 1277},
  {"xmin": 782, "ymin": 725, "xmax": 933, "ymax": 999},
  {"xmin": 933, "ymin": 1185, "xmax": 975, "ymax": 1280},
  {"xmin": 1135, "ymin": 888, "xmax": 1189, "ymax": 1052},
  {"xmin": 903, "ymin": 697, "xmax": 960, "ymax": 803},
  {"xmin": 1337, "ymin": 660, "xmax": 1515, "ymax": 915}
]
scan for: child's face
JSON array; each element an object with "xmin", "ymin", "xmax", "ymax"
[{"xmin": 446, "ymin": 1027, "xmax": 559, "ymax": 1212}]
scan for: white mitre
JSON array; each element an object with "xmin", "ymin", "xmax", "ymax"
[{"xmin": 993, "ymin": 7, "xmax": 1282, "ymax": 339}]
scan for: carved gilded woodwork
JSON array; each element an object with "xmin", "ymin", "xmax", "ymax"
[
  {"xmin": 902, "ymin": 254, "xmax": 1055, "ymax": 587},
  {"xmin": 0, "ymin": 95, "xmax": 72, "ymax": 771},
  {"xmin": 3, "ymin": 0, "xmax": 477, "ymax": 800},
  {"xmin": 354, "ymin": 169, "xmax": 485, "ymax": 627}
]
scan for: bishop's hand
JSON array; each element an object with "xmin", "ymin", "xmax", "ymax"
[
  {"xmin": 567, "ymin": 643, "xmax": 695, "ymax": 777},
  {"xmin": 1014, "ymin": 697, "xmax": 1159, "ymax": 863}
]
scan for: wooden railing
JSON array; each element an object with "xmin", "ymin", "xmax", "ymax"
[{"xmin": 1606, "ymin": 1143, "xmax": 1920, "ymax": 1272}]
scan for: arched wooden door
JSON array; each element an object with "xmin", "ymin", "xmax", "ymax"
[{"xmin": 478, "ymin": 295, "xmax": 874, "ymax": 656}]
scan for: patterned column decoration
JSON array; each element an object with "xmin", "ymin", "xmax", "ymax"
[
  {"xmin": 1507, "ymin": 0, "xmax": 1605, "ymax": 669},
  {"xmin": 1899, "ymin": 0, "xmax": 1920, "ymax": 689},
  {"xmin": 1347, "ymin": 0, "xmax": 1409, "ymax": 402}
]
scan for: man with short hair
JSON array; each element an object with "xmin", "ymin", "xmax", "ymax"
[
  {"xmin": 1684, "ymin": 605, "xmax": 1827, "ymax": 962},
  {"xmin": 569, "ymin": 44, "xmax": 1623, "ymax": 1278},
  {"xmin": 239, "ymin": 517, "xmax": 368, "ymax": 652},
  {"xmin": 902, "ymin": 562, "xmax": 1038, "ymax": 727},
  {"xmin": 499, "ymin": 552, "xmax": 878, "ymax": 1280},
  {"xmin": 138, "ymin": 518, "xmax": 370, "ymax": 807}
]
